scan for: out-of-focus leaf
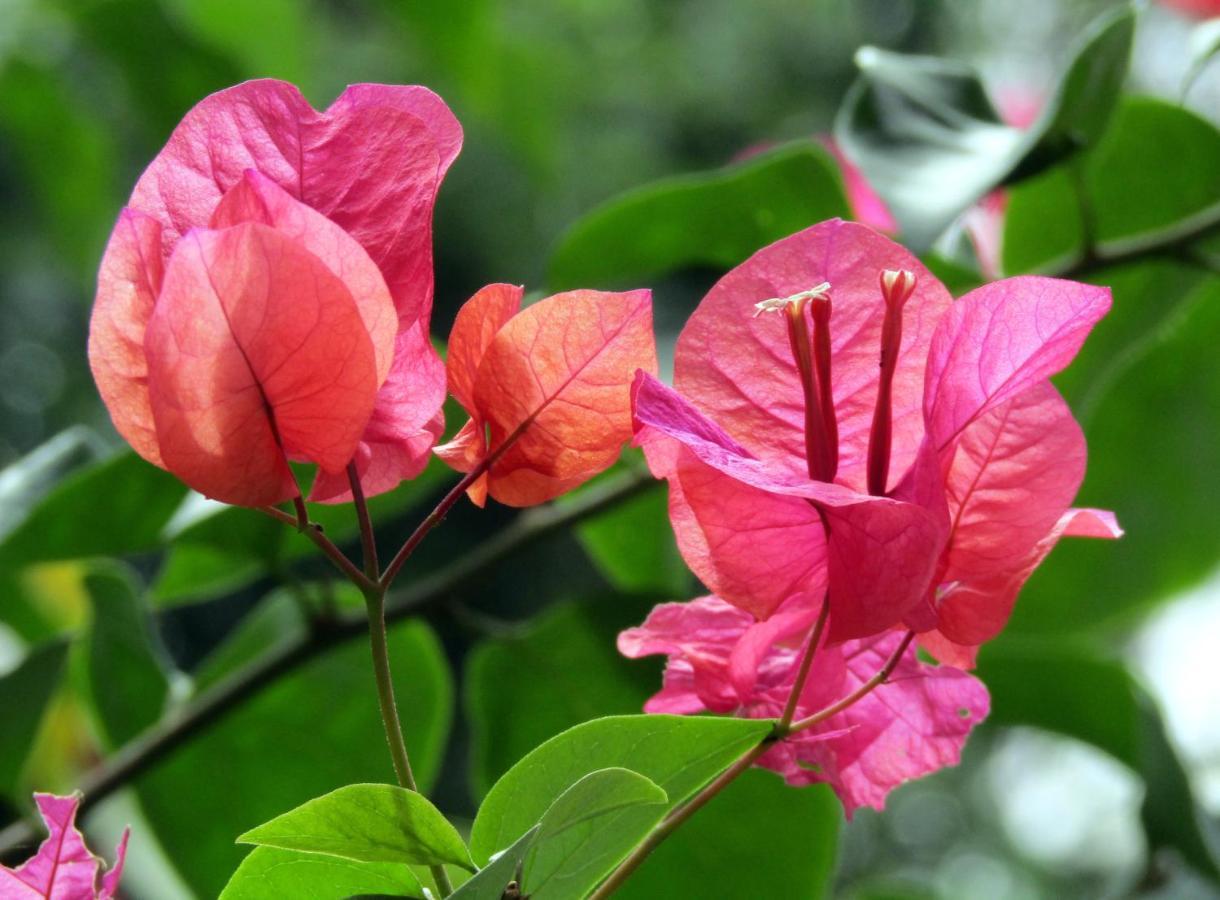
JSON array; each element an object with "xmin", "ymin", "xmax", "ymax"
[
  {"xmin": 837, "ymin": 5, "xmax": 1134, "ymax": 250},
  {"xmin": 466, "ymin": 601, "xmax": 659, "ymax": 798},
  {"xmin": 1004, "ymin": 98, "xmax": 1220, "ymax": 274},
  {"xmin": 1184, "ymin": 18, "xmax": 1220, "ymax": 97},
  {"xmin": 469, "ymin": 715, "xmax": 771, "ymax": 898},
  {"xmin": 0, "ymin": 641, "xmax": 67, "ymax": 801},
  {"xmin": 1010, "ymin": 269, "xmax": 1220, "ymax": 633},
  {"xmin": 0, "ymin": 429, "xmax": 103, "ymax": 545},
  {"xmin": 548, "ymin": 143, "xmax": 850, "ymax": 289},
  {"xmin": 162, "ymin": 0, "xmax": 312, "ymax": 87},
  {"xmin": 191, "ymin": 589, "xmax": 309, "ymax": 693},
  {"xmin": 84, "ymin": 564, "xmax": 170, "ymax": 747},
  {"xmin": 0, "ymin": 452, "xmax": 186, "ymax": 569},
  {"xmin": 219, "ymin": 846, "xmax": 422, "ymax": 900},
  {"xmin": 980, "ymin": 639, "xmax": 1220, "ymax": 883},
  {"xmin": 239, "ymin": 784, "xmax": 474, "ymax": 870},
  {"xmin": 570, "ymin": 478, "xmax": 687, "ymax": 596},
  {"xmin": 523, "ymin": 768, "xmax": 666, "ymax": 897},
  {"xmin": 616, "ymin": 770, "xmax": 840, "ymax": 900},
  {"xmin": 122, "ymin": 620, "xmax": 452, "ymax": 897}
]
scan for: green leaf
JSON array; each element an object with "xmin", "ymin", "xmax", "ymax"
[
  {"xmin": 469, "ymin": 715, "xmax": 771, "ymax": 898},
  {"xmin": 980, "ymin": 639, "xmax": 1220, "ymax": 883},
  {"xmin": 219, "ymin": 846, "xmax": 422, "ymax": 900},
  {"xmin": 1009, "ymin": 268, "xmax": 1220, "ymax": 633},
  {"xmin": 0, "ymin": 641, "xmax": 67, "ymax": 801},
  {"xmin": 125, "ymin": 621, "xmax": 453, "ymax": 897},
  {"xmin": 191, "ymin": 589, "xmax": 310, "ymax": 693},
  {"xmin": 1003, "ymin": 97, "xmax": 1220, "ymax": 275},
  {"xmin": 524, "ymin": 767, "xmax": 667, "ymax": 895},
  {"xmin": 1184, "ymin": 18, "xmax": 1220, "ymax": 98},
  {"xmin": 0, "ymin": 428, "xmax": 103, "ymax": 545},
  {"xmin": 837, "ymin": 5, "xmax": 1134, "ymax": 250},
  {"xmin": 83, "ymin": 564, "xmax": 171, "ymax": 747},
  {"xmin": 615, "ymin": 770, "xmax": 840, "ymax": 900},
  {"xmin": 239, "ymin": 783, "xmax": 474, "ymax": 871},
  {"xmin": 448, "ymin": 828, "xmax": 537, "ymax": 900},
  {"xmin": 466, "ymin": 601, "xmax": 660, "ymax": 798},
  {"xmin": 548, "ymin": 143, "xmax": 850, "ymax": 290},
  {"xmin": 571, "ymin": 478, "xmax": 688, "ymax": 595},
  {"xmin": 0, "ymin": 451, "xmax": 186, "ymax": 568}
]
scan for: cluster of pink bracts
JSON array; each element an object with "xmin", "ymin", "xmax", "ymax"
[{"xmin": 6, "ymin": 67, "xmax": 1123, "ymax": 894}]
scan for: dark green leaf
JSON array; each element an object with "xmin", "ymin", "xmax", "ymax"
[
  {"xmin": 0, "ymin": 428, "xmax": 103, "ymax": 546},
  {"xmin": 128, "ymin": 621, "xmax": 453, "ymax": 897},
  {"xmin": 1003, "ymin": 97, "xmax": 1220, "ymax": 275},
  {"xmin": 548, "ymin": 143, "xmax": 850, "ymax": 290},
  {"xmin": 466, "ymin": 601, "xmax": 660, "ymax": 798},
  {"xmin": 0, "ymin": 452, "xmax": 186, "ymax": 568},
  {"xmin": 837, "ymin": 5, "xmax": 1134, "ymax": 250},
  {"xmin": 239, "ymin": 783, "xmax": 474, "ymax": 870},
  {"xmin": 0, "ymin": 641, "xmax": 67, "ymax": 801},
  {"xmin": 980, "ymin": 639, "xmax": 1220, "ymax": 883},
  {"xmin": 616, "ymin": 770, "xmax": 840, "ymax": 900},
  {"xmin": 83, "ymin": 564, "xmax": 171, "ymax": 747},
  {"xmin": 219, "ymin": 846, "xmax": 422, "ymax": 900},
  {"xmin": 469, "ymin": 715, "xmax": 771, "ymax": 898},
  {"xmin": 572, "ymin": 481, "xmax": 688, "ymax": 596}
]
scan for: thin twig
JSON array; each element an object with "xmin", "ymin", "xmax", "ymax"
[
  {"xmin": 348, "ymin": 463, "xmax": 379, "ymax": 580},
  {"xmin": 787, "ymin": 630, "xmax": 915, "ymax": 734},
  {"xmin": 258, "ymin": 505, "xmax": 375, "ymax": 593}
]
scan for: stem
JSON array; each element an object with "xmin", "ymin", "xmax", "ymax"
[
  {"xmin": 777, "ymin": 596, "xmax": 830, "ymax": 729},
  {"xmin": 787, "ymin": 629, "xmax": 915, "ymax": 735},
  {"xmin": 364, "ymin": 585, "xmax": 454, "ymax": 896},
  {"xmin": 258, "ymin": 505, "xmax": 375, "ymax": 593},
  {"xmin": 348, "ymin": 463, "xmax": 379, "ymax": 580},
  {"xmin": 379, "ymin": 466, "xmax": 486, "ymax": 590}
]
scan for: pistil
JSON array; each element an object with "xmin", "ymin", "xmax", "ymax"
[{"xmin": 866, "ymin": 269, "xmax": 916, "ymax": 495}]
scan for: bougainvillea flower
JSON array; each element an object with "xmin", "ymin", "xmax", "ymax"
[
  {"xmin": 631, "ymin": 218, "xmax": 1119, "ymax": 660},
  {"xmin": 0, "ymin": 794, "xmax": 128, "ymax": 899},
  {"xmin": 435, "ymin": 284, "xmax": 658, "ymax": 507},
  {"xmin": 820, "ymin": 138, "xmax": 898, "ymax": 234},
  {"xmin": 619, "ymin": 595, "xmax": 989, "ymax": 814},
  {"xmin": 89, "ymin": 79, "xmax": 459, "ymax": 506}
]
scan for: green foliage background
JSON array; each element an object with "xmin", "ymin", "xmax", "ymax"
[{"xmin": 1, "ymin": 0, "xmax": 1219, "ymax": 898}]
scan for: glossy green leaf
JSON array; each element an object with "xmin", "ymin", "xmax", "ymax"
[
  {"xmin": 548, "ymin": 143, "xmax": 850, "ymax": 289},
  {"xmin": 616, "ymin": 770, "xmax": 840, "ymax": 900},
  {"xmin": 1010, "ymin": 268, "xmax": 1220, "ymax": 633},
  {"xmin": 126, "ymin": 620, "xmax": 453, "ymax": 897},
  {"xmin": 0, "ymin": 451, "xmax": 186, "ymax": 568},
  {"xmin": 837, "ymin": 5, "xmax": 1134, "ymax": 250},
  {"xmin": 469, "ymin": 715, "xmax": 771, "ymax": 897},
  {"xmin": 219, "ymin": 846, "xmax": 422, "ymax": 900},
  {"xmin": 466, "ymin": 601, "xmax": 660, "ymax": 798},
  {"xmin": 980, "ymin": 639, "xmax": 1220, "ymax": 883},
  {"xmin": 84, "ymin": 564, "xmax": 171, "ymax": 747},
  {"xmin": 1004, "ymin": 97, "xmax": 1220, "ymax": 275},
  {"xmin": 239, "ymin": 783, "xmax": 473, "ymax": 870},
  {"xmin": 0, "ymin": 641, "xmax": 67, "ymax": 801}
]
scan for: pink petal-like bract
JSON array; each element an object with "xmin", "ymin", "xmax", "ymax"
[
  {"xmin": 145, "ymin": 224, "xmax": 379, "ymax": 507},
  {"xmin": 437, "ymin": 287, "xmax": 658, "ymax": 507},
  {"xmin": 90, "ymin": 79, "xmax": 460, "ymax": 504},
  {"xmin": 619, "ymin": 596, "xmax": 989, "ymax": 815},
  {"xmin": 0, "ymin": 793, "xmax": 128, "ymax": 899}
]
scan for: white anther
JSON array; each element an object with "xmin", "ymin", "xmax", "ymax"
[{"xmin": 752, "ymin": 282, "xmax": 832, "ymax": 317}]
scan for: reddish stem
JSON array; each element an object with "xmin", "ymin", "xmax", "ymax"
[{"xmin": 258, "ymin": 504, "xmax": 375, "ymax": 592}]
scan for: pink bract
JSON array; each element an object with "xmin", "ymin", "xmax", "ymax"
[
  {"xmin": 0, "ymin": 794, "xmax": 127, "ymax": 899},
  {"xmin": 89, "ymin": 79, "xmax": 459, "ymax": 506},
  {"xmin": 631, "ymin": 218, "xmax": 1120, "ymax": 663},
  {"xmin": 619, "ymin": 595, "xmax": 989, "ymax": 815}
]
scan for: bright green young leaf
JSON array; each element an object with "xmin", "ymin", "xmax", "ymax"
[
  {"xmin": 836, "ymin": 5, "xmax": 1134, "ymax": 250},
  {"xmin": 616, "ymin": 770, "xmax": 840, "ymax": 900},
  {"xmin": 469, "ymin": 715, "xmax": 771, "ymax": 897},
  {"xmin": 1010, "ymin": 268, "xmax": 1220, "ymax": 633},
  {"xmin": 548, "ymin": 142, "xmax": 850, "ymax": 289},
  {"xmin": 980, "ymin": 639, "xmax": 1220, "ymax": 883},
  {"xmin": 523, "ymin": 767, "xmax": 667, "ymax": 896},
  {"xmin": 239, "ymin": 783, "xmax": 474, "ymax": 871},
  {"xmin": 84, "ymin": 563, "xmax": 171, "ymax": 747},
  {"xmin": 466, "ymin": 601, "xmax": 660, "ymax": 798},
  {"xmin": 125, "ymin": 621, "xmax": 452, "ymax": 897},
  {"xmin": 0, "ymin": 451, "xmax": 186, "ymax": 568},
  {"xmin": 1003, "ymin": 97, "xmax": 1220, "ymax": 274},
  {"xmin": 0, "ymin": 640, "xmax": 67, "ymax": 801},
  {"xmin": 219, "ymin": 845, "xmax": 423, "ymax": 900}
]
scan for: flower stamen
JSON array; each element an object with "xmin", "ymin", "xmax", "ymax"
[{"xmin": 866, "ymin": 269, "xmax": 916, "ymax": 495}]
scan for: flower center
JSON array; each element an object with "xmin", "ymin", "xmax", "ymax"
[
  {"xmin": 866, "ymin": 269, "xmax": 916, "ymax": 495},
  {"xmin": 755, "ymin": 283, "xmax": 838, "ymax": 481}
]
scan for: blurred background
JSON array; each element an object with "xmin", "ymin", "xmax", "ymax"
[{"xmin": 2, "ymin": 0, "xmax": 1220, "ymax": 897}]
